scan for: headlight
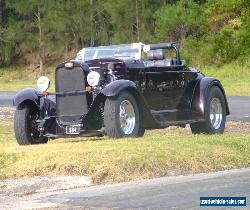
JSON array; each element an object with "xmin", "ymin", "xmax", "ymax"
[
  {"xmin": 37, "ymin": 76, "xmax": 50, "ymax": 92},
  {"xmin": 87, "ymin": 71, "xmax": 100, "ymax": 87}
]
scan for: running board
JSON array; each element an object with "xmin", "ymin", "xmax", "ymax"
[{"xmin": 45, "ymin": 130, "xmax": 105, "ymax": 138}]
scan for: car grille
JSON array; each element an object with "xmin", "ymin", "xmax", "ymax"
[{"xmin": 56, "ymin": 66, "xmax": 88, "ymax": 124}]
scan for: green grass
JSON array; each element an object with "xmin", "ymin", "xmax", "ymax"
[
  {"xmin": 203, "ymin": 64, "xmax": 250, "ymax": 96},
  {"xmin": 1, "ymin": 121, "xmax": 250, "ymax": 183},
  {"xmin": 0, "ymin": 79, "xmax": 36, "ymax": 91},
  {"xmin": 0, "ymin": 65, "xmax": 55, "ymax": 92},
  {"xmin": 0, "ymin": 79, "xmax": 55, "ymax": 92},
  {"xmin": 0, "ymin": 64, "xmax": 249, "ymax": 95}
]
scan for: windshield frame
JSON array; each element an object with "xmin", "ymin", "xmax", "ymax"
[{"xmin": 76, "ymin": 43, "xmax": 143, "ymax": 62}]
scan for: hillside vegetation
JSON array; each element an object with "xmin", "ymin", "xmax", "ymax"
[{"xmin": 0, "ymin": 0, "xmax": 249, "ymax": 75}]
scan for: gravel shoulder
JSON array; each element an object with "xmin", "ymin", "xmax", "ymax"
[
  {"xmin": 1, "ymin": 107, "xmax": 250, "ymax": 133},
  {"xmin": 0, "ymin": 176, "xmax": 92, "ymax": 197},
  {"xmin": 0, "ymin": 107, "xmax": 15, "ymax": 122}
]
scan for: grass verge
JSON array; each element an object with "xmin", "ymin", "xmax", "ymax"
[
  {"xmin": 0, "ymin": 65, "xmax": 55, "ymax": 92},
  {"xmin": 203, "ymin": 64, "xmax": 250, "ymax": 96},
  {"xmin": 1, "ymin": 121, "xmax": 249, "ymax": 184},
  {"xmin": 0, "ymin": 64, "xmax": 249, "ymax": 95}
]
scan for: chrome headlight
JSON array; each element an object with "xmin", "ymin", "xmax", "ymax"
[
  {"xmin": 87, "ymin": 71, "xmax": 100, "ymax": 87},
  {"xmin": 37, "ymin": 76, "xmax": 50, "ymax": 92}
]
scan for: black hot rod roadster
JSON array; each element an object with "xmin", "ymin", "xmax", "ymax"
[{"xmin": 13, "ymin": 42, "xmax": 229, "ymax": 145}]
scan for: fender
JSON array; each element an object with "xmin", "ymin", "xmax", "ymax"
[
  {"xmin": 84, "ymin": 80, "xmax": 137, "ymax": 123},
  {"xmin": 88, "ymin": 80, "xmax": 162, "ymax": 129},
  {"xmin": 101, "ymin": 80, "xmax": 137, "ymax": 96},
  {"xmin": 13, "ymin": 88, "xmax": 39, "ymax": 107},
  {"xmin": 192, "ymin": 77, "xmax": 230, "ymax": 119},
  {"xmin": 82, "ymin": 80, "xmax": 137, "ymax": 128}
]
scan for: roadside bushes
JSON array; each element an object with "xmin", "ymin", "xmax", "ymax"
[{"xmin": 153, "ymin": 0, "xmax": 250, "ymax": 67}]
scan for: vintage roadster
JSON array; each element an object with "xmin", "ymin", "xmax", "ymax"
[{"xmin": 13, "ymin": 42, "xmax": 229, "ymax": 145}]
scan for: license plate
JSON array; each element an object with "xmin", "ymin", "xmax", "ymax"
[{"xmin": 66, "ymin": 125, "xmax": 80, "ymax": 134}]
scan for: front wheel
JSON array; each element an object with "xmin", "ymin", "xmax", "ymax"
[
  {"xmin": 14, "ymin": 103, "xmax": 48, "ymax": 145},
  {"xmin": 190, "ymin": 86, "xmax": 226, "ymax": 134},
  {"xmin": 103, "ymin": 91, "xmax": 144, "ymax": 138}
]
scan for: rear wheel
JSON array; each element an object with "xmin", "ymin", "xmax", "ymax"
[
  {"xmin": 190, "ymin": 86, "xmax": 226, "ymax": 134},
  {"xmin": 14, "ymin": 103, "xmax": 48, "ymax": 145},
  {"xmin": 104, "ymin": 91, "xmax": 144, "ymax": 138}
]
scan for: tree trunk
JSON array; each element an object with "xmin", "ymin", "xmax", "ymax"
[
  {"xmin": 90, "ymin": 0, "xmax": 94, "ymax": 46},
  {"xmin": 0, "ymin": 0, "xmax": 7, "ymax": 27},
  {"xmin": 37, "ymin": 7, "xmax": 43, "ymax": 75},
  {"xmin": 135, "ymin": 0, "xmax": 140, "ymax": 42}
]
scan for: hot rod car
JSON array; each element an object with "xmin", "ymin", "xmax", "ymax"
[{"xmin": 13, "ymin": 42, "xmax": 229, "ymax": 145}]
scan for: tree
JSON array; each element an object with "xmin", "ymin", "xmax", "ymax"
[
  {"xmin": 0, "ymin": 1, "xmax": 16, "ymax": 66},
  {"xmin": 6, "ymin": 0, "xmax": 68, "ymax": 74},
  {"xmin": 0, "ymin": 0, "xmax": 7, "ymax": 27},
  {"xmin": 153, "ymin": 0, "xmax": 207, "ymax": 44},
  {"xmin": 0, "ymin": 0, "xmax": 249, "ymax": 68},
  {"xmin": 105, "ymin": 0, "xmax": 161, "ymax": 43}
]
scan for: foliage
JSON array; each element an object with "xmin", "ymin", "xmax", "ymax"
[
  {"xmin": 153, "ymin": 0, "xmax": 207, "ymax": 44},
  {"xmin": 203, "ymin": 0, "xmax": 250, "ymax": 65},
  {"xmin": 105, "ymin": 0, "xmax": 161, "ymax": 43},
  {"xmin": 0, "ymin": 0, "xmax": 249, "ymax": 69}
]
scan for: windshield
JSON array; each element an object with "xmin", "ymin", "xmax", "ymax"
[{"xmin": 76, "ymin": 43, "xmax": 142, "ymax": 61}]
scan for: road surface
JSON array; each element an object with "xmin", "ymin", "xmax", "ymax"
[
  {"xmin": 1, "ymin": 168, "xmax": 249, "ymax": 209},
  {"xmin": 0, "ymin": 92, "xmax": 249, "ymax": 122},
  {"xmin": 0, "ymin": 92, "xmax": 15, "ymax": 107}
]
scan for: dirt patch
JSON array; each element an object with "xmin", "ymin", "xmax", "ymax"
[
  {"xmin": 0, "ymin": 107, "xmax": 15, "ymax": 122},
  {"xmin": 225, "ymin": 121, "xmax": 250, "ymax": 134},
  {"xmin": 165, "ymin": 121, "xmax": 250, "ymax": 135}
]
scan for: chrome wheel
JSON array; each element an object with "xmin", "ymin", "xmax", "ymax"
[
  {"xmin": 210, "ymin": 98, "xmax": 222, "ymax": 129},
  {"xmin": 119, "ymin": 100, "xmax": 135, "ymax": 134}
]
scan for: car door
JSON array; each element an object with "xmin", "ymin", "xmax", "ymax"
[{"xmin": 142, "ymin": 66, "xmax": 198, "ymax": 121}]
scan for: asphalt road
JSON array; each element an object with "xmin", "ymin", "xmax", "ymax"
[
  {"xmin": 0, "ymin": 92, "xmax": 249, "ymax": 122},
  {"xmin": 0, "ymin": 91, "xmax": 16, "ymax": 107},
  {"xmin": 1, "ymin": 168, "xmax": 249, "ymax": 209}
]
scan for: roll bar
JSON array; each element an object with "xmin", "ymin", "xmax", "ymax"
[{"xmin": 148, "ymin": 42, "xmax": 181, "ymax": 65}]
